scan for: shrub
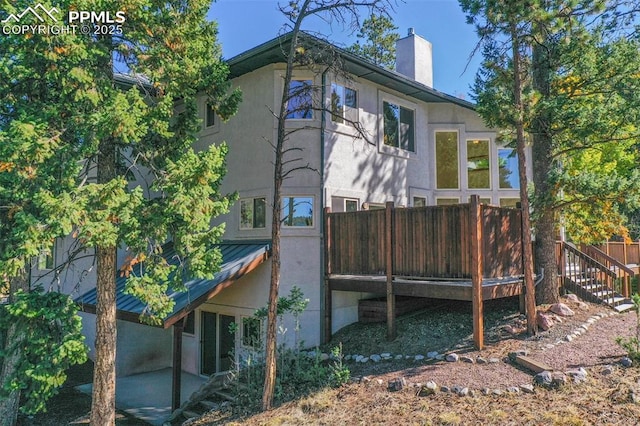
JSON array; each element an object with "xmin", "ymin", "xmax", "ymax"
[{"xmin": 616, "ymin": 293, "xmax": 640, "ymax": 362}]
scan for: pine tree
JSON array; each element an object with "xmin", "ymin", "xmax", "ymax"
[{"xmin": 347, "ymin": 14, "xmax": 399, "ymax": 68}]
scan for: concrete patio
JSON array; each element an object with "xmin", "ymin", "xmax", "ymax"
[{"xmin": 77, "ymin": 368, "xmax": 207, "ymax": 425}]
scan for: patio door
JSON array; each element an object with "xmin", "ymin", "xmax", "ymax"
[{"xmin": 200, "ymin": 312, "xmax": 235, "ymax": 375}]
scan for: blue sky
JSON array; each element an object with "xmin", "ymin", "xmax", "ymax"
[{"xmin": 208, "ymin": 0, "xmax": 482, "ymax": 100}]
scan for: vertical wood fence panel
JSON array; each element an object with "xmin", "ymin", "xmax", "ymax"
[{"xmin": 326, "ymin": 203, "xmax": 524, "ymax": 279}]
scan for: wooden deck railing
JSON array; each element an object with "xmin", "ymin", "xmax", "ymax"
[
  {"xmin": 325, "ymin": 201, "xmax": 523, "ymax": 279},
  {"xmin": 581, "ymin": 245, "xmax": 633, "ymax": 298},
  {"xmin": 592, "ymin": 241, "xmax": 640, "ymax": 266},
  {"xmin": 558, "ymin": 242, "xmax": 619, "ymax": 303}
]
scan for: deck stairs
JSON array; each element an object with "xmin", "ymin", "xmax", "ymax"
[
  {"xmin": 559, "ymin": 242, "xmax": 635, "ymax": 313},
  {"xmin": 168, "ymin": 371, "xmax": 239, "ymax": 424}
]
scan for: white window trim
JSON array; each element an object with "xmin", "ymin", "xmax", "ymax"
[
  {"xmin": 281, "ymin": 195, "xmax": 315, "ymax": 228},
  {"xmin": 378, "ymin": 91, "xmax": 418, "ymax": 158},
  {"xmin": 466, "ymin": 138, "xmax": 492, "ymax": 191},
  {"xmin": 200, "ymin": 97, "xmax": 220, "ymax": 136},
  {"xmin": 239, "ymin": 197, "xmax": 267, "ymax": 230},
  {"xmin": 344, "ymin": 198, "xmax": 359, "ymax": 212},
  {"xmin": 497, "ymin": 146, "xmax": 521, "ymax": 191},
  {"xmin": 434, "ymin": 129, "xmax": 461, "ymax": 190},
  {"xmin": 435, "ymin": 197, "xmax": 460, "ymax": 206},
  {"xmin": 328, "ymin": 81, "xmax": 360, "ymax": 132}
]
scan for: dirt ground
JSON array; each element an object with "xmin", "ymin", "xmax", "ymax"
[
  {"xmin": 190, "ymin": 296, "xmax": 640, "ymax": 425},
  {"xmin": 20, "ymin": 296, "xmax": 640, "ymax": 425}
]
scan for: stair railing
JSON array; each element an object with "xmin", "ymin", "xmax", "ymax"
[
  {"xmin": 581, "ymin": 244, "xmax": 634, "ymax": 297},
  {"xmin": 559, "ymin": 242, "xmax": 618, "ymax": 304}
]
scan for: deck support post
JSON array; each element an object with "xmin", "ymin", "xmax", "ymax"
[
  {"xmin": 470, "ymin": 195, "xmax": 484, "ymax": 350},
  {"xmin": 385, "ymin": 201, "xmax": 396, "ymax": 341},
  {"xmin": 323, "ymin": 207, "xmax": 332, "ymax": 344},
  {"xmin": 172, "ymin": 318, "xmax": 185, "ymax": 412}
]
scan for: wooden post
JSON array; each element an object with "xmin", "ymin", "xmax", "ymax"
[
  {"xmin": 171, "ymin": 319, "xmax": 185, "ymax": 412},
  {"xmin": 323, "ymin": 207, "xmax": 332, "ymax": 344},
  {"xmin": 385, "ymin": 201, "xmax": 396, "ymax": 341},
  {"xmin": 470, "ymin": 195, "xmax": 484, "ymax": 350}
]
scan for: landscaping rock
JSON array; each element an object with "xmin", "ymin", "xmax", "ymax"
[
  {"xmin": 488, "ymin": 358, "xmax": 500, "ymax": 364},
  {"xmin": 621, "ymin": 357, "xmax": 633, "ymax": 368},
  {"xmin": 370, "ymin": 354, "xmax": 382, "ymax": 363},
  {"xmin": 418, "ymin": 381, "xmax": 438, "ymax": 396},
  {"xmin": 520, "ymin": 384, "xmax": 535, "ymax": 394},
  {"xmin": 388, "ymin": 377, "xmax": 406, "ymax": 392},
  {"xmin": 476, "ymin": 357, "xmax": 488, "ymax": 364},
  {"xmin": 550, "ymin": 303, "xmax": 575, "ymax": 317},
  {"xmin": 565, "ymin": 335, "xmax": 574, "ymax": 342},
  {"xmin": 440, "ymin": 386, "xmax": 450, "ymax": 393},
  {"xmin": 427, "ymin": 351, "xmax": 439, "ymax": 358},
  {"xmin": 602, "ymin": 365, "xmax": 614, "ymax": 376},
  {"xmin": 566, "ymin": 368, "xmax": 588, "ymax": 384},
  {"xmin": 481, "ymin": 388, "xmax": 491, "ymax": 395},
  {"xmin": 446, "ymin": 353, "xmax": 459, "ymax": 362},
  {"xmin": 395, "ymin": 354, "xmax": 403, "ymax": 360},
  {"xmin": 534, "ymin": 371, "xmax": 553, "ymax": 387},
  {"xmin": 492, "ymin": 389, "xmax": 503, "ymax": 395},
  {"xmin": 507, "ymin": 386, "xmax": 520, "ymax": 394},
  {"xmin": 414, "ymin": 354, "xmax": 425, "ymax": 361},
  {"xmin": 537, "ymin": 311, "xmax": 554, "ymax": 331},
  {"xmin": 460, "ymin": 356, "xmax": 474, "ymax": 364},
  {"xmin": 380, "ymin": 352, "xmax": 391, "ymax": 358},
  {"xmin": 565, "ymin": 294, "xmax": 579, "ymax": 303}
]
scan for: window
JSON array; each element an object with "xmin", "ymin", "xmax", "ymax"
[
  {"xmin": 413, "ymin": 197, "xmax": 426, "ymax": 207},
  {"xmin": 242, "ymin": 317, "xmax": 262, "ymax": 348},
  {"xmin": 468, "ymin": 196, "xmax": 492, "ymax": 205},
  {"xmin": 331, "ymin": 196, "xmax": 358, "ymax": 213},
  {"xmin": 436, "ymin": 131, "xmax": 459, "ymax": 189},
  {"xmin": 345, "ymin": 199, "xmax": 358, "ymax": 212},
  {"xmin": 498, "ymin": 148, "xmax": 520, "ymax": 189},
  {"xmin": 436, "ymin": 198, "xmax": 459, "ymax": 206},
  {"xmin": 500, "ymin": 198, "xmax": 520, "ymax": 208},
  {"xmin": 37, "ymin": 242, "xmax": 55, "ymax": 270},
  {"xmin": 383, "ymin": 101, "xmax": 415, "ymax": 152},
  {"xmin": 240, "ymin": 197, "xmax": 266, "ymax": 229},
  {"xmin": 286, "ymin": 80, "xmax": 313, "ymax": 119},
  {"xmin": 282, "ymin": 196, "xmax": 313, "ymax": 227},
  {"xmin": 331, "ymin": 83, "xmax": 357, "ymax": 124},
  {"xmin": 205, "ymin": 103, "xmax": 215, "ymax": 127},
  {"xmin": 183, "ymin": 311, "xmax": 195, "ymax": 335},
  {"xmin": 467, "ymin": 139, "xmax": 490, "ymax": 189}
]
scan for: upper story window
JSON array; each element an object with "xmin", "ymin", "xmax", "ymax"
[
  {"xmin": 331, "ymin": 196, "xmax": 358, "ymax": 213},
  {"xmin": 282, "ymin": 196, "xmax": 313, "ymax": 227},
  {"xmin": 331, "ymin": 83, "xmax": 357, "ymax": 124},
  {"xmin": 435, "ymin": 131, "xmax": 459, "ymax": 189},
  {"xmin": 498, "ymin": 148, "xmax": 520, "ymax": 189},
  {"xmin": 37, "ymin": 242, "xmax": 55, "ymax": 270},
  {"xmin": 286, "ymin": 80, "xmax": 313, "ymax": 119},
  {"xmin": 467, "ymin": 139, "xmax": 490, "ymax": 189},
  {"xmin": 205, "ymin": 103, "xmax": 215, "ymax": 127},
  {"xmin": 240, "ymin": 197, "xmax": 266, "ymax": 230},
  {"xmin": 383, "ymin": 101, "xmax": 415, "ymax": 152}
]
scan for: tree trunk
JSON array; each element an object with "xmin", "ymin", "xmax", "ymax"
[
  {"xmin": 0, "ymin": 273, "xmax": 29, "ymax": 426},
  {"xmin": 531, "ymin": 23, "xmax": 559, "ymax": 304},
  {"xmin": 90, "ymin": 137, "xmax": 118, "ymax": 426},
  {"xmin": 510, "ymin": 22, "xmax": 537, "ymax": 335}
]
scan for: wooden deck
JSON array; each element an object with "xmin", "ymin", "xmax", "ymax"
[
  {"xmin": 328, "ymin": 275, "xmax": 524, "ymax": 301},
  {"xmin": 323, "ymin": 196, "xmax": 530, "ymax": 350}
]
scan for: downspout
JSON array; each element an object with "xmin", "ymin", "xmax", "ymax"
[{"xmin": 319, "ymin": 68, "xmax": 328, "ymax": 344}]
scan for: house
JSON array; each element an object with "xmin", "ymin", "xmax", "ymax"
[{"xmin": 33, "ymin": 29, "xmax": 530, "ymax": 394}]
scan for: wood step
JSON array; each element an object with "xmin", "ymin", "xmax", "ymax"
[
  {"xmin": 213, "ymin": 390, "xmax": 236, "ymax": 403},
  {"xmin": 183, "ymin": 410, "xmax": 201, "ymax": 419},
  {"xmin": 514, "ymin": 355, "xmax": 553, "ymax": 374},
  {"xmin": 614, "ymin": 303, "xmax": 636, "ymax": 313},
  {"xmin": 199, "ymin": 399, "xmax": 218, "ymax": 410}
]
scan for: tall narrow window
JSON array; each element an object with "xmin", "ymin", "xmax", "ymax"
[
  {"xmin": 240, "ymin": 197, "xmax": 266, "ymax": 229},
  {"xmin": 331, "ymin": 84, "xmax": 357, "ymax": 124},
  {"xmin": 383, "ymin": 101, "xmax": 414, "ymax": 152},
  {"xmin": 286, "ymin": 80, "xmax": 313, "ymax": 119},
  {"xmin": 282, "ymin": 196, "xmax": 313, "ymax": 227},
  {"xmin": 435, "ymin": 131, "xmax": 459, "ymax": 189},
  {"xmin": 498, "ymin": 148, "xmax": 520, "ymax": 189},
  {"xmin": 467, "ymin": 139, "xmax": 490, "ymax": 189},
  {"xmin": 205, "ymin": 103, "xmax": 215, "ymax": 127},
  {"xmin": 37, "ymin": 242, "xmax": 55, "ymax": 270}
]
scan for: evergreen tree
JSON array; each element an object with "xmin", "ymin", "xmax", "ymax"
[
  {"xmin": 0, "ymin": 1, "xmax": 240, "ymax": 424},
  {"xmin": 460, "ymin": 0, "xmax": 640, "ymax": 303},
  {"xmin": 348, "ymin": 14, "xmax": 399, "ymax": 68}
]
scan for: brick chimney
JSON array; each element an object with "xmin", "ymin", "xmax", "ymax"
[{"xmin": 396, "ymin": 28, "xmax": 433, "ymax": 88}]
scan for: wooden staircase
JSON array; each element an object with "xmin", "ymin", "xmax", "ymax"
[{"xmin": 558, "ymin": 242, "xmax": 635, "ymax": 313}]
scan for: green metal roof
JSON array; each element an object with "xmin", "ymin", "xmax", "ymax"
[
  {"xmin": 227, "ymin": 31, "xmax": 476, "ymax": 111},
  {"xmin": 76, "ymin": 240, "xmax": 270, "ymax": 328}
]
